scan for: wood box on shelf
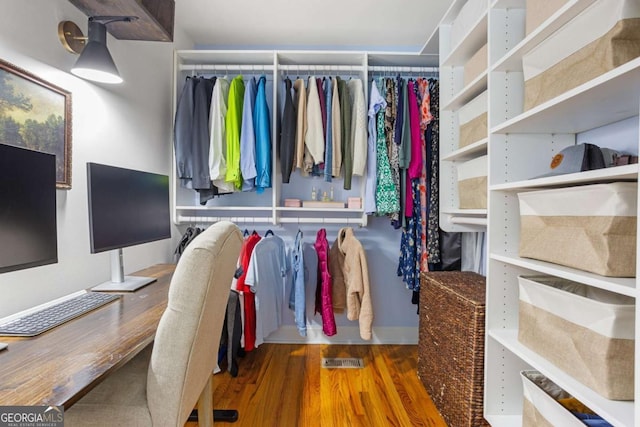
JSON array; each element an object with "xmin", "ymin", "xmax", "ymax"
[{"xmin": 418, "ymin": 271, "xmax": 488, "ymax": 427}]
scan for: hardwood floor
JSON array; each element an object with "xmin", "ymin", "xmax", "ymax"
[{"xmin": 188, "ymin": 344, "xmax": 447, "ymax": 427}]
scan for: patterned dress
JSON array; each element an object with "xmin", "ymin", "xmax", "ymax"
[
  {"xmin": 417, "ymin": 78, "xmax": 431, "ymax": 272},
  {"xmin": 426, "ymin": 79, "xmax": 441, "ymax": 264},
  {"xmin": 397, "ymin": 179, "xmax": 423, "ymax": 291},
  {"xmin": 375, "ymin": 108, "xmax": 399, "ymax": 215},
  {"xmin": 385, "ymin": 78, "xmax": 400, "ymax": 224}
]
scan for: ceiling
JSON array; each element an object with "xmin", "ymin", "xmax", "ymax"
[{"xmin": 173, "ymin": 0, "xmax": 453, "ymax": 54}]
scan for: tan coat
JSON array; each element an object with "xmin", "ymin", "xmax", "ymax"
[{"xmin": 329, "ymin": 227, "xmax": 373, "ymax": 340}]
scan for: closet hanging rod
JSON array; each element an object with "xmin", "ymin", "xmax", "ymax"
[
  {"xmin": 367, "ymin": 66, "xmax": 438, "ymax": 73},
  {"xmin": 278, "ymin": 217, "xmax": 365, "ymax": 225},
  {"xmin": 179, "ymin": 64, "xmax": 275, "ymax": 72},
  {"xmin": 278, "ymin": 65, "xmax": 364, "ymax": 72},
  {"xmin": 177, "ymin": 215, "xmax": 274, "ymax": 224}
]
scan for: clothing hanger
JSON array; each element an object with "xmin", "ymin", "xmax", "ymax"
[
  {"xmin": 265, "ymin": 229, "xmax": 274, "ymax": 237},
  {"xmin": 243, "ymin": 229, "xmax": 250, "ymax": 237}
]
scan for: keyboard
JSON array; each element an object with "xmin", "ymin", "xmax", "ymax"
[{"xmin": 0, "ymin": 292, "xmax": 120, "ymax": 336}]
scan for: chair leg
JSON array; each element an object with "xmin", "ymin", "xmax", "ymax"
[{"xmin": 197, "ymin": 376, "xmax": 213, "ymax": 427}]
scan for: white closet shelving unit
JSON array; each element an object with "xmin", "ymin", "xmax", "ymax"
[
  {"xmin": 465, "ymin": 1, "xmax": 640, "ymax": 426},
  {"xmin": 438, "ymin": 0, "xmax": 490, "ymax": 232},
  {"xmin": 172, "ymin": 50, "xmax": 437, "ymax": 227}
]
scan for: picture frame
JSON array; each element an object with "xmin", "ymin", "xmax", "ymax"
[{"xmin": 0, "ymin": 59, "xmax": 72, "ymax": 189}]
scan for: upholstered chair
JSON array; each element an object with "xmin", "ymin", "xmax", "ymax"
[{"xmin": 66, "ymin": 221, "xmax": 243, "ymax": 426}]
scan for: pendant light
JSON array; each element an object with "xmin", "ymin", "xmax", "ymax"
[{"xmin": 70, "ymin": 16, "xmax": 138, "ymax": 84}]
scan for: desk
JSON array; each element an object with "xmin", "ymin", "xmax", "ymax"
[{"xmin": 0, "ymin": 264, "xmax": 175, "ymax": 409}]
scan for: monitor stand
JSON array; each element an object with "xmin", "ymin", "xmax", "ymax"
[{"xmin": 91, "ymin": 249, "xmax": 156, "ymax": 292}]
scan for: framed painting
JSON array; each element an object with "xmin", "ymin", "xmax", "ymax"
[{"xmin": 0, "ymin": 59, "xmax": 72, "ymax": 189}]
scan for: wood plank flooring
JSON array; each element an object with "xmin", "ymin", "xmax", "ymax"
[{"xmin": 187, "ymin": 344, "xmax": 447, "ymax": 427}]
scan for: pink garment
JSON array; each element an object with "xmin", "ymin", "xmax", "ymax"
[
  {"xmin": 314, "ymin": 228, "xmax": 336, "ymax": 336},
  {"xmin": 406, "ymin": 80, "xmax": 423, "ymax": 216}
]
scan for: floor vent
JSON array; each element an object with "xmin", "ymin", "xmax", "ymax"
[{"xmin": 321, "ymin": 357, "xmax": 365, "ymax": 369}]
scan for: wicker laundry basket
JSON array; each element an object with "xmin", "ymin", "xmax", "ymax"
[{"xmin": 418, "ymin": 271, "xmax": 488, "ymax": 427}]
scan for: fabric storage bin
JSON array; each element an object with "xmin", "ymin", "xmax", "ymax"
[
  {"xmin": 450, "ymin": 0, "xmax": 487, "ymax": 48},
  {"xmin": 458, "ymin": 90, "xmax": 487, "ymax": 149},
  {"xmin": 523, "ymin": 0, "xmax": 640, "ymax": 110},
  {"xmin": 525, "ymin": 0, "xmax": 570, "ymax": 35},
  {"xmin": 518, "ymin": 275, "xmax": 635, "ymax": 400},
  {"xmin": 463, "ymin": 43, "xmax": 487, "ymax": 86},
  {"xmin": 418, "ymin": 272, "xmax": 489, "ymax": 427},
  {"xmin": 518, "ymin": 182, "xmax": 637, "ymax": 277},
  {"xmin": 457, "ymin": 155, "xmax": 487, "ymax": 209},
  {"xmin": 522, "ymin": 371, "xmax": 597, "ymax": 426}
]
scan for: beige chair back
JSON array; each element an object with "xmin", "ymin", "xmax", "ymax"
[{"xmin": 146, "ymin": 221, "xmax": 242, "ymax": 426}]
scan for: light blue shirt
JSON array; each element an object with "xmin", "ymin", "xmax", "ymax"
[
  {"xmin": 364, "ymin": 80, "xmax": 386, "ymax": 214},
  {"xmin": 245, "ymin": 233, "xmax": 288, "ymax": 347},
  {"xmin": 240, "ymin": 77, "xmax": 257, "ymax": 191},
  {"xmin": 254, "ymin": 76, "xmax": 272, "ymax": 194},
  {"xmin": 288, "ymin": 230, "xmax": 306, "ymax": 336}
]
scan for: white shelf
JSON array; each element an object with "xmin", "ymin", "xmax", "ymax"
[
  {"xmin": 442, "ymin": 138, "xmax": 488, "ymax": 161},
  {"xmin": 176, "ymin": 205, "xmax": 272, "ymax": 211},
  {"xmin": 483, "ymin": 414, "xmax": 522, "ymax": 427},
  {"xmin": 492, "ymin": 0, "xmax": 597, "ymax": 72},
  {"xmin": 441, "ymin": 208, "xmax": 487, "ymax": 216},
  {"xmin": 491, "ymin": 0, "xmax": 525, "ymax": 8},
  {"xmin": 441, "ymin": 12, "xmax": 488, "ymax": 67},
  {"xmin": 492, "ymin": 58, "xmax": 640, "ymax": 134},
  {"xmin": 276, "ymin": 207, "xmax": 363, "ymax": 213},
  {"xmin": 490, "ymin": 253, "xmax": 637, "ymax": 297},
  {"xmin": 489, "ymin": 330, "xmax": 635, "ymax": 427},
  {"xmin": 490, "ymin": 164, "xmax": 639, "ymax": 191},
  {"xmin": 442, "ymin": 70, "xmax": 487, "ymax": 112}
]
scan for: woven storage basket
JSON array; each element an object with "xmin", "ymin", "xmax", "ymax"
[{"xmin": 418, "ymin": 271, "xmax": 488, "ymax": 427}]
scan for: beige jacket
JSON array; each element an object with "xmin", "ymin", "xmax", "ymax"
[{"xmin": 330, "ymin": 227, "xmax": 373, "ymax": 340}]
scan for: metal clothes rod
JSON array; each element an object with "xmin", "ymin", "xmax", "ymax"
[
  {"xmin": 179, "ymin": 64, "xmax": 275, "ymax": 72},
  {"xmin": 278, "ymin": 217, "xmax": 365, "ymax": 225},
  {"xmin": 278, "ymin": 65, "xmax": 363, "ymax": 72},
  {"xmin": 177, "ymin": 215, "xmax": 274, "ymax": 224},
  {"xmin": 367, "ymin": 66, "xmax": 438, "ymax": 73}
]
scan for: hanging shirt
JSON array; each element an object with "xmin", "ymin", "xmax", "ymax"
[
  {"xmin": 245, "ymin": 233, "xmax": 288, "ymax": 348},
  {"xmin": 239, "ymin": 77, "xmax": 257, "ymax": 192},
  {"xmin": 349, "ymin": 78, "xmax": 367, "ymax": 177},
  {"xmin": 254, "ymin": 76, "xmax": 272, "ymax": 193},
  {"xmin": 174, "ymin": 76, "xmax": 197, "ymax": 186},
  {"xmin": 288, "ymin": 230, "xmax": 306, "ymax": 337},
  {"xmin": 323, "ymin": 77, "xmax": 333, "ymax": 182},
  {"xmin": 225, "ymin": 75, "xmax": 245, "ymax": 190},
  {"xmin": 399, "ymin": 79, "xmax": 412, "ymax": 223},
  {"xmin": 364, "ymin": 80, "xmax": 386, "ymax": 215},
  {"xmin": 280, "ymin": 77, "xmax": 296, "ymax": 184},
  {"xmin": 235, "ymin": 232, "xmax": 261, "ymax": 352},
  {"xmin": 305, "ymin": 75, "xmax": 325, "ymax": 173},
  {"xmin": 338, "ymin": 77, "xmax": 352, "ymax": 189},
  {"xmin": 293, "ymin": 78, "xmax": 307, "ymax": 174},
  {"xmin": 192, "ymin": 77, "xmax": 216, "ymax": 190},
  {"xmin": 331, "ymin": 77, "xmax": 342, "ymax": 178},
  {"xmin": 209, "ymin": 78, "xmax": 234, "ymax": 193}
]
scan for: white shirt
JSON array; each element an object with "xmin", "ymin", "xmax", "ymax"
[
  {"xmin": 349, "ymin": 78, "xmax": 367, "ymax": 176},
  {"xmin": 208, "ymin": 78, "xmax": 235, "ymax": 193}
]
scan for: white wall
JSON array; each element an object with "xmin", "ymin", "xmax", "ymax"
[{"xmin": 0, "ymin": 0, "xmax": 189, "ymax": 317}]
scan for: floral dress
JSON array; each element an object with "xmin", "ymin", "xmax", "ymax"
[{"xmin": 375, "ymin": 107, "xmax": 399, "ymax": 215}]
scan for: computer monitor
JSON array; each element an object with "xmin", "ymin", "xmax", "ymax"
[
  {"xmin": 87, "ymin": 162, "xmax": 171, "ymax": 291},
  {"xmin": 0, "ymin": 144, "xmax": 58, "ymax": 274}
]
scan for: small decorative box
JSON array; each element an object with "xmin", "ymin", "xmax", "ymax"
[
  {"xmin": 284, "ymin": 198, "xmax": 301, "ymax": 207},
  {"xmin": 347, "ymin": 197, "xmax": 362, "ymax": 209}
]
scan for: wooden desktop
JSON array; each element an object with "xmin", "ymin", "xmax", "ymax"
[{"xmin": 0, "ymin": 264, "xmax": 175, "ymax": 409}]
